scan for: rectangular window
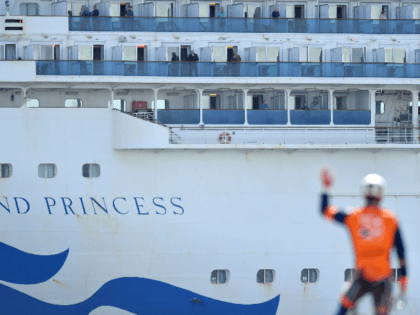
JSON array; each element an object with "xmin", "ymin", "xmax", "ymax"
[
  {"xmin": 123, "ymin": 46, "xmax": 136, "ymax": 61},
  {"xmin": 82, "ymin": 163, "xmax": 100, "ymax": 178},
  {"xmin": 20, "ymin": 3, "xmax": 39, "ymax": 15},
  {"xmin": 395, "ymin": 49, "xmax": 406, "ymax": 64},
  {"xmin": 384, "ymin": 49, "xmax": 393, "ymax": 63},
  {"xmin": 38, "ymin": 164, "xmax": 56, "ymax": 178},
  {"xmin": 257, "ymin": 269, "xmax": 274, "ymax": 284},
  {"xmin": 352, "ymin": 48, "xmax": 364, "ymax": 63},
  {"xmin": 5, "ymin": 44, "xmax": 16, "ymax": 60},
  {"xmin": 309, "ymin": 48, "xmax": 322, "ymax": 63},
  {"xmin": 301, "ymin": 268, "xmax": 318, "ymax": 283},
  {"xmin": 345, "ymin": 269, "xmax": 355, "ymax": 282},
  {"xmin": 376, "ymin": 101, "xmax": 385, "ymax": 115},
  {"xmin": 211, "ymin": 270, "xmax": 228, "ymax": 284},
  {"xmin": 0, "ymin": 164, "xmax": 11, "ymax": 178},
  {"xmin": 0, "ymin": 45, "xmax": 4, "ymax": 60}
]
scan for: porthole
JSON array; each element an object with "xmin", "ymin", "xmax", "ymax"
[
  {"xmin": 38, "ymin": 164, "xmax": 56, "ymax": 178},
  {"xmin": 211, "ymin": 269, "xmax": 229, "ymax": 284}
]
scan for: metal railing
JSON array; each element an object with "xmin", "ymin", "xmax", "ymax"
[
  {"xmin": 169, "ymin": 127, "xmax": 376, "ymax": 145},
  {"xmin": 69, "ymin": 17, "xmax": 420, "ymax": 34},
  {"xmin": 375, "ymin": 127, "xmax": 419, "ymax": 144},
  {"xmin": 168, "ymin": 127, "xmax": 419, "ymax": 145},
  {"xmin": 36, "ymin": 61, "xmax": 420, "ymax": 78}
]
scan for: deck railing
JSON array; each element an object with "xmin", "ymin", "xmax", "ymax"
[
  {"xmin": 69, "ymin": 17, "xmax": 420, "ymax": 34},
  {"xmin": 168, "ymin": 127, "xmax": 419, "ymax": 145},
  {"xmin": 36, "ymin": 61, "xmax": 420, "ymax": 78}
]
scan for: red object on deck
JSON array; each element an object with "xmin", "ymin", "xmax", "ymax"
[{"xmin": 132, "ymin": 101, "xmax": 147, "ymax": 110}]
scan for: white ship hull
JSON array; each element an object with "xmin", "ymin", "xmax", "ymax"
[{"xmin": 0, "ymin": 108, "xmax": 418, "ymax": 314}]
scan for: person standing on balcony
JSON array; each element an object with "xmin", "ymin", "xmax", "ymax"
[
  {"xmin": 188, "ymin": 50, "xmax": 199, "ymax": 76},
  {"xmin": 82, "ymin": 7, "xmax": 92, "ymax": 16},
  {"xmin": 260, "ymin": 100, "xmax": 270, "ymax": 110},
  {"xmin": 309, "ymin": 97, "xmax": 319, "ymax": 110},
  {"xmin": 125, "ymin": 6, "xmax": 134, "ymax": 16},
  {"xmin": 272, "ymin": 7, "xmax": 280, "ymax": 18},
  {"xmin": 217, "ymin": 7, "xmax": 226, "ymax": 18},
  {"xmin": 92, "ymin": 5, "xmax": 99, "ymax": 16},
  {"xmin": 379, "ymin": 10, "xmax": 387, "ymax": 20},
  {"xmin": 171, "ymin": 52, "xmax": 179, "ymax": 62}
]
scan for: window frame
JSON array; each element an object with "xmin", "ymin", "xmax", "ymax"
[
  {"xmin": 256, "ymin": 269, "xmax": 275, "ymax": 284},
  {"xmin": 0, "ymin": 164, "xmax": 12, "ymax": 178},
  {"xmin": 20, "ymin": 2, "xmax": 40, "ymax": 16},
  {"xmin": 344, "ymin": 268, "xmax": 356, "ymax": 282},
  {"xmin": 210, "ymin": 269, "xmax": 229, "ymax": 284},
  {"xmin": 301, "ymin": 268, "xmax": 319, "ymax": 283},
  {"xmin": 26, "ymin": 99, "xmax": 40, "ymax": 108},
  {"xmin": 38, "ymin": 164, "xmax": 57, "ymax": 178},
  {"xmin": 82, "ymin": 163, "xmax": 100, "ymax": 178},
  {"xmin": 375, "ymin": 101, "xmax": 385, "ymax": 115}
]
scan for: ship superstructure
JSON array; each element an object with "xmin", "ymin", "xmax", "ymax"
[{"xmin": 0, "ymin": 1, "xmax": 419, "ymax": 314}]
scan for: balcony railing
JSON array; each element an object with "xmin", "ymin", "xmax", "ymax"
[
  {"xmin": 36, "ymin": 61, "xmax": 420, "ymax": 78},
  {"xmin": 168, "ymin": 127, "xmax": 419, "ymax": 145},
  {"xmin": 157, "ymin": 110, "xmax": 371, "ymax": 125},
  {"xmin": 69, "ymin": 17, "xmax": 420, "ymax": 34}
]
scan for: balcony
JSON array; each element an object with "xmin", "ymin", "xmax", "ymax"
[
  {"xmin": 68, "ymin": 17, "xmax": 420, "ymax": 34},
  {"xmin": 36, "ymin": 61, "xmax": 420, "ymax": 79},
  {"xmin": 169, "ymin": 127, "xmax": 420, "ymax": 145}
]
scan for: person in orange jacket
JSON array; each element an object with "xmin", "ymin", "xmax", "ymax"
[{"xmin": 319, "ymin": 167, "xmax": 408, "ymax": 315}]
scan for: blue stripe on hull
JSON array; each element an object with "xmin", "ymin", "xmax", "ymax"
[
  {"xmin": 0, "ymin": 242, "xmax": 69, "ymax": 285},
  {"xmin": 0, "ymin": 278, "xmax": 280, "ymax": 315}
]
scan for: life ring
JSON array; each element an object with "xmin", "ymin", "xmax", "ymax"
[{"xmin": 219, "ymin": 132, "xmax": 231, "ymax": 144}]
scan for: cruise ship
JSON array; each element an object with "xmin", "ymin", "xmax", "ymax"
[{"xmin": 1, "ymin": 0, "xmax": 419, "ymax": 314}]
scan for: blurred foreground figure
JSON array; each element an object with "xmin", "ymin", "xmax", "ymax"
[{"xmin": 319, "ymin": 167, "xmax": 408, "ymax": 315}]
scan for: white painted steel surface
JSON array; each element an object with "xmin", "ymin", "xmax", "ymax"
[{"xmin": 0, "ymin": 108, "xmax": 419, "ymax": 314}]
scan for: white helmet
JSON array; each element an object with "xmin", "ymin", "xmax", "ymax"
[{"xmin": 360, "ymin": 174, "xmax": 386, "ymax": 201}]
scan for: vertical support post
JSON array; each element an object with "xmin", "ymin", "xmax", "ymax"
[
  {"xmin": 412, "ymin": 90, "xmax": 419, "ymax": 144},
  {"xmin": 242, "ymin": 88, "xmax": 249, "ymax": 125},
  {"xmin": 21, "ymin": 87, "xmax": 29, "ymax": 107},
  {"xmin": 328, "ymin": 89, "xmax": 334, "ymax": 126},
  {"xmin": 369, "ymin": 89, "xmax": 376, "ymax": 128},
  {"xmin": 285, "ymin": 89, "xmax": 291, "ymax": 126},
  {"xmin": 109, "ymin": 88, "xmax": 115, "ymax": 109},
  {"xmin": 153, "ymin": 88, "xmax": 159, "ymax": 122},
  {"xmin": 198, "ymin": 89, "xmax": 204, "ymax": 125}
]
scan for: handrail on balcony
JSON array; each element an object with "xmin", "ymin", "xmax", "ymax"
[
  {"xmin": 36, "ymin": 60, "xmax": 420, "ymax": 78},
  {"xmin": 68, "ymin": 16, "xmax": 420, "ymax": 34}
]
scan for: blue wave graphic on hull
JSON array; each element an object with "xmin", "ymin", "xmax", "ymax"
[
  {"xmin": 0, "ymin": 242, "xmax": 69, "ymax": 284},
  {"xmin": 0, "ymin": 278, "xmax": 280, "ymax": 315}
]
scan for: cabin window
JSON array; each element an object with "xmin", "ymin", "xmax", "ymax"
[
  {"xmin": 82, "ymin": 164, "xmax": 100, "ymax": 178},
  {"xmin": 375, "ymin": 101, "xmax": 385, "ymax": 115},
  {"xmin": 211, "ymin": 270, "xmax": 228, "ymax": 284},
  {"xmin": 344, "ymin": 269, "xmax": 356, "ymax": 282},
  {"xmin": 38, "ymin": 164, "xmax": 56, "ymax": 178},
  {"xmin": 20, "ymin": 3, "xmax": 39, "ymax": 15},
  {"xmin": 4, "ymin": 44, "xmax": 17, "ymax": 60},
  {"xmin": 26, "ymin": 99, "xmax": 40, "ymax": 107},
  {"xmin": 301, "ymin": 269, "xmax": 318, "ymax": 283},
  {"xmin": 151, "ymin": 100, "xmax": 169, "ymax": 109},
  {"xmin": 257, "ymin": 269, "xmax": 274, "ymax": 284},
  {"xmin": 0, "ymin": 164, "xmax": 12, "ymax": 178},
  {"xmin": 390, "ymin": 268, "xmax": 403, "ymax": 282},
  {"xmin": 65, "ymin": 99, "xmax": 83, "ymax": 108},
  {"xmin": 113, "ymin": 99, "xmax": 127, "ymax": 111}
]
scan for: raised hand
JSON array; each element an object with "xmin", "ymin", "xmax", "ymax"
[{"xmin": 320, "ymin": 166, "xmax": 334, "ymax": 191}]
